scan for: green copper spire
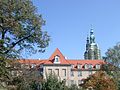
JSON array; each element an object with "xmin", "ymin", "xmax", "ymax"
[
  {"xmin": 87, "ymin": 35, "xmax": 89, "ymax": 44},
  {"xmin": 86, "ymin": 35, "xmax": 89, "ymax": 50},
  {"xmin": 90, "ymin": 28, "xmax": 95, "ymax": 43},
  {"xmin": 84, "ymin": 35, "xmax": 90, "ymax": 59},
  {"xmin": 84, "ymin": 28, "xmax": 101, "ymax": 60}
]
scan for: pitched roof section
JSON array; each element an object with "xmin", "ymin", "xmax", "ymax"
[
  {"xmin": 49, "ymin": 48, "xmax": 65, "ymax": 60},
  {"xmin": 68, "ymin": 59, "xmax": 105, "ymax": 66},
  {"xmin": 18, "ymin": 59, "xmax": 47, "ymax": 65},
  {"xmin": 68, "ymin": 59, "xmax": 105, "ymax": 70},
  {"xmin": 18, "ymin": 48, "xmax": 105, "ymax": 68},
  {"xmin": 48, "ymin": 48, "xmax": 70, "ymax": 64}
]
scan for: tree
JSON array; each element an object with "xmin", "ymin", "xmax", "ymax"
[
  {"xmin": 42, "ymin": 73, "xmax": 84, "ymax": 90},
  {"xmin": 42, "ymin": 73, "xmax": 67, "ymax": 90},
  {"xmin": 7, "ymin": 62, "xmax": 43, "ymax": 90},
  {"xmin": 0, "ymin": 0, "xmax": 50, "ymax": 58},
  {"xmin": 104, "ymin": 42, "xmax": 120, "ymax": 90},
  {"xmin": 68, "ymin": 84, "xmax": 83, "ymax": 90},
  {"xmin": 0, "ymin": 0, "xmax": 50, "ymax": 88},
  {"xmin": 81, "ymin": 71, "xmax": 117, "ymax": 90},
  {"xmin": 105, "ymin": 43, "xmax": 120, "ymax": 67}
]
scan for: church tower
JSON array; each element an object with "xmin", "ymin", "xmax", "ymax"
[{"xmin": 84, "ymin": 29, "xmax": 101, "ymax": 60}]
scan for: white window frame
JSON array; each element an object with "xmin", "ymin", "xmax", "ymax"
[
  {"xmin": 78, "ymin": 71, "xmax": 82, "ymax": 77},
  {"xmin": 84, "ymin": 64, "xmax": 88, "ymax": 69},
  {"xmin": 88, "ymin": 64, "xmax": 93, "ymax": 69},
  {"xmin": 71, "ymin": 64, "xmax": 74, "ymax": 69},
  {"xmin": 54, "ymin": 55, "xmax": 60, "ymax": 64},
  {"xmin": 31, "ymin": 64, "xmax": 36, "ymax": 68},
  {"xmin": 78, "ymin": 64, "xmax": 82, "ymax": 69},
  {"xmin": 96, "ymin": 64, "xmax": 100, "ymax": 69}
]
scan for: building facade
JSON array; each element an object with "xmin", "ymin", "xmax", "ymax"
[{"xmin": 19, "ymin": 29, "xmax": 105, "ymax": 86}]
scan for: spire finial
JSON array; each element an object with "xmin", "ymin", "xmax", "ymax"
[
  {"xmin": 90, "ymin": 25, "xmax": 95, "ymax": 43},
  {"xmin": 90, "ymin": 24, "xmax": 94, "ymax": 34}
]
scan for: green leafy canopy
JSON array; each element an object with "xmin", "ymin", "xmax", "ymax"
[{"xmin": 0, "ymin": 0, "xmax": 50, "ymax": 58}]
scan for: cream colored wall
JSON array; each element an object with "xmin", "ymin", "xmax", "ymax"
[
  {"xmin": 43, "ymin": 65, "xmax": 71, "ymax": 86},
  {"xmin": 43, "ymin": 65, "xmax": 96, "ymax": 86},
  {"xmin": 69, "ymin": 70, "xmax": 96, "ymax": 86}
]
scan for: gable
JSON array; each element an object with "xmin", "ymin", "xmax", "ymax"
[{"xmin": 48, "ymin": 48, "xmax": 70, "ymax": 64}]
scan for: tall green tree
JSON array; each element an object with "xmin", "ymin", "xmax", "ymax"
[
  {"xmin": 104, "ymin": 42, "xmax": 120, "ymax": 90},
  {"xmin": 0, "ymin": 0, "xmax": 50, "ymax": 58},
  {"xmin": 0, "ymin": 0, "xmax": 50, "ymax": 87}
]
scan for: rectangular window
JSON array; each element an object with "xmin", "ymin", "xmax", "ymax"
[
  {"xmin": 88, "ymin": 64, "xmax": 93, "ymax": 69},
  {"xmin": 89, "ymin": 71, "xmax": 92, "ymax": 75},
  {"xmin": 56, "ymin": 58, "xmax": 59, "ymax": 62},
  {"xmin": 62, "ymin": 69, "xmax": 66, "ymax": 76},
  {"xmin": 96, "ymin": 64, "xmax": 100, "ymax": 69},
  {"xmin": 85, "ymin": 64, "xmax": 88, "ymax": 69},
  {"xmin": 55, "ymin": 69, "xmax": 59, "ymax": 76},
  {"xmin": 71, "ymin": 65, "xmax": 74, "ymax": 69},
  {"xmin": 71, "ymin": 71, "xmax": 74, "ymax": 77},
  {"xmin": 78, "ymin": 71, "xmax": 82, "ymax": 77},
  {"xmin": 48, "ymin": 69, "xmax": 52, "ymax": 74},
  {"xmin": 78, "ymin": 64, "xmax": 82, "ymax": 69},
  {"xmin": 31, "ymin": 64, "xmax": 36, "ymax": 68}
]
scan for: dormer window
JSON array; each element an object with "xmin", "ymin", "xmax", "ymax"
[
  {"xmin": 71, "ymin": 64, "xmax": 74, "ymax": 69},
  {"xmin": 31, "ymin": 64, "xmax": 36, "ymax": 68},
  {"xmin": 84, "ymin": 64, "xmax": 88, "ymax": 69},
  {"xmin": 84, "ymin": 64, "xmax": 93, "ymax": 69},
  {"xmin": 96, "ymin": 64, "xmax": 100, "ymax": 69},
  {"xmin": 78, "ymin": 64, "xmax": 82, "ymax": 69},
  {"xmin": 40, "ymin": 64, "xmax": 43, "ymax": 68},
  {"xmin": 54, "ymin": 55, "xmax": 60, "ymax": 64},
  {"xmin": 88, "ymin": 64, "xmax": 93, "ymax": 69},
  {"xmin": 55, "ymin": 57, "xmax": 59, "ymax": 62}
]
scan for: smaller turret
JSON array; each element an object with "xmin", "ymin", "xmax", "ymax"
[
  {"xmin": 84, "ymin": 35, "xmax": 90, "ymax": 59},
  {"xmin": 86, "ymin": 35, "xmax": 89, "ymax": 50}
]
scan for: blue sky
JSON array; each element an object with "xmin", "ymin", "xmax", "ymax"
[{"xmin": 26, "ymin": 0, "xmax": 120, "ymax": 59}]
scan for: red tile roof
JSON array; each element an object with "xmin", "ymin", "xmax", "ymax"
[
  {"xmin": 18, "ymin": 48, "xmax": 105, "ymax": 69},
  {"xmin": 68, "ymin": 59, "xmax": 105, "ymax": 66},
  {"xmin": 18, "ymin": 59, "xmax": 48, "ymax": 65}
]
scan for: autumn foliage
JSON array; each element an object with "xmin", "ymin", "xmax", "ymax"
[{"xmin": 81, "ymin": 71, "xmax": 117, "ymax": 90}]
